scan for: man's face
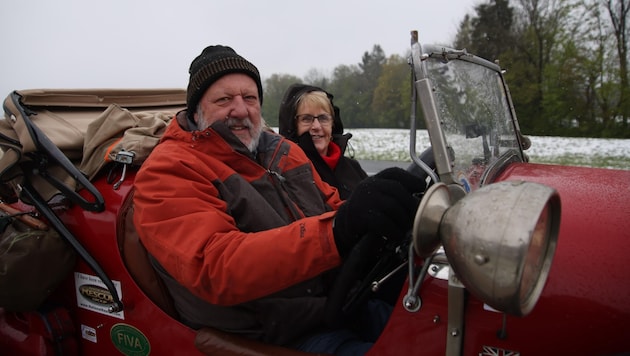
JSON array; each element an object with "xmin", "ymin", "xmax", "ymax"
[{"xmin": 194, "ymin": 73, "xmax": 263, "ymax": 151}]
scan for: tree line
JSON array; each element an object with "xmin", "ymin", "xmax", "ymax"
[{"xmin": 261, "ymin": 0, "xmax": 629, "ymax": 138}]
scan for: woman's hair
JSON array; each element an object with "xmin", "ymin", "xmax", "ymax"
[{"xmin": 295, "ymin": 91, "xmax": 335, "ymax": 123}]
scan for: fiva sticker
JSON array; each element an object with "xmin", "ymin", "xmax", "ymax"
[{"xmin": 110, "ymin": 323, "xmax": 151, "ymax": 356}]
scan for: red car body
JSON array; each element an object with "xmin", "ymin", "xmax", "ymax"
[{"xmin": 373, "ymin": 163, "xmax": 630, "ymax": 355}]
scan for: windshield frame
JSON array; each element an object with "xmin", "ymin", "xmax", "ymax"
[{"xmin": 409, "ymin": 39, "xmax": 527, "ymax": 192}]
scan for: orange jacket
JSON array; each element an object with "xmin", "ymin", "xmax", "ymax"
[{"xmin": 133, "ymin": 114, "xmax": 343, "ymax": 307}]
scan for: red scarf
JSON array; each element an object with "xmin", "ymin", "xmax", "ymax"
[{"xmin": 321, "ymin": 141, "xmax": 341, "ymax": 170}]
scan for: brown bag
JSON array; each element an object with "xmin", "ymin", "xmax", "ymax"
[
  {"xmin": 79, "ymin": 104, "xmax": 173, "ymax": 181},
  {"xmin": 0, "ymin": 214, "xmax": 76, "ymax": 311}
]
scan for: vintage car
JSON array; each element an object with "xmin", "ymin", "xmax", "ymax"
[{"xmin": 0, "ymin": 31, "xmax": 628, "ymax": 355}]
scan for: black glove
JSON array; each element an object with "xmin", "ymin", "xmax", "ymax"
[{"xmin": 332, "ymin": 167, "xmax": 426, "ymax": 256}]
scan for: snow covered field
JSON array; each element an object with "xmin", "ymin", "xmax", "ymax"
[{"xmin": 345, "ymin": 128, "xmax": 630, "ymax": 170}]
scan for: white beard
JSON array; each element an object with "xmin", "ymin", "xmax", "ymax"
[{"xmin": 197, "ymin": 106, "xmax": 263, "ymax": 152}]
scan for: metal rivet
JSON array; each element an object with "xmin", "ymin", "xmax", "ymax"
[{"xmin": 474, "ymin": 254, "xmax": 488, "ymax": 265}]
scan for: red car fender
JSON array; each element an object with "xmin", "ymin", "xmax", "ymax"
[{"xmin": 370, "ymin": 162, "xmax": 630, "ymax": 355}]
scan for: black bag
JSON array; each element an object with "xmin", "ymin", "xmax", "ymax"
[{"xmin": 0, "ymin": 212, "xmax": 76, "ymax": 311}]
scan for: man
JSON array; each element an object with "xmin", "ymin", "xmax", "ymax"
[{"xmin": 133, "ymin": 45, "xmax": 425, "ymax": 355}]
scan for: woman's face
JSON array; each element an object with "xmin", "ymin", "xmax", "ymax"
[{"xmin": 295, "ymin": 101, "xmax": 333, "ymax": 156}]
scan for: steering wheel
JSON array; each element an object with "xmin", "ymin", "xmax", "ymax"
[{"xmin": 323, "ymin": 147, "xmax": 436, "ymax": 328}]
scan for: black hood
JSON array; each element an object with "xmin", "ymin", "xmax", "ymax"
[{"xmin": 278, "ymin": 84, "xmax": 344, "ymax": 140}]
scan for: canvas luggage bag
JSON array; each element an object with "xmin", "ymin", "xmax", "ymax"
[{"xmin": 0, "ymin": 88, "xmax": 186, "ymax": 202}]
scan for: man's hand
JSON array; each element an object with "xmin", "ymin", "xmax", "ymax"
[{"xmin": 332, "ymin": 167, "xmax": 426, "ymax": 257}]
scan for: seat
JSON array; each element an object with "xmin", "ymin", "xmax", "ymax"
[
  {"xmin": 118, "ymin": 190, "xmax": 328, "ymax": 356},
  {"xmin": 118, "ymin": 191, "xmax": 179, "ymax": 319}
]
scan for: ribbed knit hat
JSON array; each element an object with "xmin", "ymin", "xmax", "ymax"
[{"xmin": 186, "ymin": 45, "xmax": 263, "ymax": 118}]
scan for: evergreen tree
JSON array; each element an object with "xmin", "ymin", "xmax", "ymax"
[
  {"xmin": 372, "ymin": 54, "xmax": 413, "ymax": 128},
  {"xmin": 470, "ymin": 0, "xmax": 515, "ymax": 61}
]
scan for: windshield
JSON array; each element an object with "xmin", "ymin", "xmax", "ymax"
[{"xmin": 416, "ymin": 46, "xmax": 525, "ymax": 191}]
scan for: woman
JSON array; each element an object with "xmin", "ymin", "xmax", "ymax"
[{"xmin": 279, "ymin": 84, "xmax": 367, "ymax": 200}]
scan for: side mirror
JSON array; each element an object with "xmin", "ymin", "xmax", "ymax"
[{"xmin": 412, "ymin": 181, "xmax": 561, "ymax": 316}]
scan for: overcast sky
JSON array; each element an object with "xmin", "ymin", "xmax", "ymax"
[{"xmin": 0, "ymin": 0, "xmax": 478, "ymax": 99}]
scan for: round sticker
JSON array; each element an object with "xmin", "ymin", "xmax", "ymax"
[
  {"xmin": 457, "ymin": 171, "xmax": 471, "ymax": 192},
  {"xmin": 110, "ymin": 323, "xmax": 151, "ymax": 356}
]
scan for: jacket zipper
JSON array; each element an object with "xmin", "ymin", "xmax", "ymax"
[{"xmin": 265, "ymin": 142, "xmax": 303, "ymax": 222}]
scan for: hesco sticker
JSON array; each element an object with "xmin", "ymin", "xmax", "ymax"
[
  {"xmin": 75, "ymin": 272, "xmax": 124, "ymax": 319},
  {"xmin": 110, "ymin": 323, "xmax": 151, "ymax": 356},
  {"xmin": 80, "ymin": 284, "xmax": 114, "ymax": 305}
]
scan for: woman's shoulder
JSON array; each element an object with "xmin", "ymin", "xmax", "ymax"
[{"xmin": 337, "ymin": 156, "xmax": 368, "ymax": 178}]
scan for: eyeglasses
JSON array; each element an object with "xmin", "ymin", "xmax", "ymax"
[{"xmin": 295, "ymin": 114, "xmax": 333, "ymax": 125}]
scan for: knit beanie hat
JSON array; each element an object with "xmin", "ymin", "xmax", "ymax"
[{"xmin": 187, "ymin": 45, "xmax": 263, "ymax": 119}]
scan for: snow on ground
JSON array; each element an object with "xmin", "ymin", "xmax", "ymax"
[
  {"xmin": 345, "ymin": 129, "xmax": 630, "ymax": 170},
  {"xmin": 270, "ymin": 127, "xmax": 630, "ymax": 170}
]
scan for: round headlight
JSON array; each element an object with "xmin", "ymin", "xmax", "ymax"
[
  {"xmin": 413, "ymin": 181, "xmax": 560, "ymax": 316},
  {"xmin": 519, "ymin": 203, "xmax": 555, "ymax": 311}
]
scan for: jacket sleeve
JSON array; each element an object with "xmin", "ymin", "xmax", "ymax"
[{"xmin": 133, "ymin": 143, "xmax": 342, "ymax": 306}]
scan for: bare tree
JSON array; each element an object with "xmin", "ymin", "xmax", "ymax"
[
  {"xmin": 606, "ymin": 0, "xmax": 630, "ymax": 129},
  {"xmin": 510, "ymin": 0, "xmax": 578, "ymax": 132}
]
